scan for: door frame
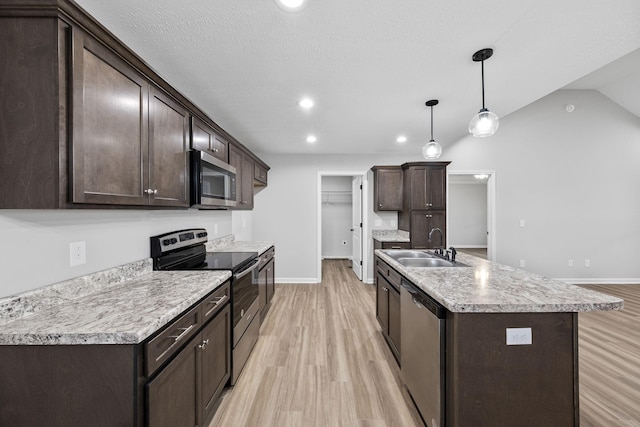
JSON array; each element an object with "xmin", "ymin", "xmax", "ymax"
[
  {"xmin": 447, "ymin": 170, "xmax": 497, "ymax": 261},
  {"xmin": 317, "ymin": 171, "xmax": 368, "ymax": 283}
]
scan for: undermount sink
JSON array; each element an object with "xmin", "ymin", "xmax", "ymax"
[
  {"xmin": 397, "ymin": 257, "xmax": 469, "ymax": 268},
  {"xmin": 383, "ymin": 250, "xmax": 434, "ymax": 260}
]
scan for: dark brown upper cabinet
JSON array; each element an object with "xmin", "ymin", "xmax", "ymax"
[
  {"xmin": 70, "ymin": 29, "xmax": 189, "ymax": 207},
  {"xmin": 398, "ymin": 162, "xmax": 451, "ymax": 249},
  {"xmin": 371, "ymin": 166, "xmax": 403, "ymax": 211},
  {"xmin": 191, "ymin": 116, "xmax": 228, "ymax": 163},
  {"xmin": 0, "ymin": 2, "xmax": 269, "ymax": 210}
]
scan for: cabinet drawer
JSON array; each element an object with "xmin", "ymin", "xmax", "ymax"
[
  {"xmin": 376, "ymin": 258, "xmax": 401, "ymax": 291},
  {"xmin": 381, "ymin": 241, "xmax": 410, "ymax": 250},
  {"xmin": 201, "ymin": 282, "xmax": 230, "ymax": 322},
  {"xmin": 145, "ymin": 304, "xmax": 201, "ymax": 376}
]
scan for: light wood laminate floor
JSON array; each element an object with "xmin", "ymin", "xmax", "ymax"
[
  {"xmin": 209, "ymin": 262, "xmax": 640, "ymax": 426},
  {"xmin": 579, "ymin": 284, "xmax": 640, "ymax": 426},
  {"xmin": 209, "ymin": 259, "xmax": 422, "ymax": 427}
]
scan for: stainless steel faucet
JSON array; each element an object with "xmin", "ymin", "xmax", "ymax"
[{"xmin": 428, "ymin": 227, "xmax": 444, "ymax": 256}]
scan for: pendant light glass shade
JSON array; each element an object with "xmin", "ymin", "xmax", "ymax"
[
  {"xmin": 469, "ymin": 108, "xmax": 499, "ymax": 137},
  {"xmin": 423, "ymin": 99, "xmax": 442, "ymax": 159},
  {"xmin": 470, "ymin": 48, "xmax": 499, "ymax": 137},
  {"xmin": 423, "ymin": 140, "xmax": 442, "ymax": 159}
]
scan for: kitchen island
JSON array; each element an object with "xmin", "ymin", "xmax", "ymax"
[{"xmin": 375, "ymin": 249, "xmax": 622, "ymax": 427}]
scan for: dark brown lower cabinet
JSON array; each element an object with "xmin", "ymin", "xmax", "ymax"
[
  {"xmin": 258, "ymin": 248, "xmax": 276, "ymax": 323},
  {"xmin": 375, "ymin": 264, "xmax": 401, "ymax": 363},
  {"xmin": 147, "ymin": 304, "xmax": 230, "ymax": 427},
  {"xmin": 0, "ymin": 291, "xmax": 230, "ymax": 427},
  {"xmin": 373, "ymin": 239, "xmax": 411, "ymax": 250}
]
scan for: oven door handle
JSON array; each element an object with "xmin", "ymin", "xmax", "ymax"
[{"xmin": 233, "ymin": 258, "xmax": 261, "ymax": 281}]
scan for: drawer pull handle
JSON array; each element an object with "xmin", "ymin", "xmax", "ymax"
[
  {"xmin": 198, "ymin": 339, "xmax": 210, "ymax": 350},
  {"xmin": 156, "ymin": 323, "xmax": 196, "ymax": 362},
  {"xmin": 205, "ymin": 295, "xmax": 228, "ymax": 317}
]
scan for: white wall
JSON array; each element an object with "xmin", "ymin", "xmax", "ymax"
[
  {"xmin": 449, "ymin": 183, "xmax": 487, "ymax": 247},
  {"xmin": 321, "ymin": 176, "xmax": 352, "ymax": 258},
  {"xmin": 251, "ymin": 153, "xmax": 421, "ymax": 283},
  {"xmin": 254, "ymin": 89, "xmax": 640, "ymax": 284},
  {"xmin": 445, "ymin": 89, "xmax": 640, "ymax": 282},
  {"xmin": 0, "ymin": 209, "xmax": 233, "ymax": 298}
]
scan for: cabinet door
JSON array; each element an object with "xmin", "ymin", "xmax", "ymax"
[
  {"xmin": 191, "ymin": 116, "xmax": 213, "ymax": 153},
  {"xmin": 147, "ymin": 334, "xmax": 200, "ymax": 427},
  {"xmin": 266, "ymin": 259, "xmax": 275, "ymax": 306},
  {"xmin": 228, "ymin": 143, "xmax": 243, "ymax": 207},
  {"xmin": 409, "ymin": 167, "xmax": 429, "ymax": 210},
  {"xmin": 374, "ymin": 167, "xmax": 403, "ymax": 211},
  {"xmin": 257, "ymin": 265, "xmax": 267, "ymax": 318},
  {"xmin": 375, "ymin": 271, "xmax": 389, "ymax": 333},
  {"xmin": 388, "ymin": 285, "xmax": 401, "ymax": 358},
  {"xmin": 212, "ymin": 134, "xmax": 229, "ymax": 163},
  {"xmin": 148, "ymin": 88, "xmax": 189, "ymax": 207},
  {"xmin": 411, "ymin": 210, "xmax": 446, "ymax": 249},
  {"xmin": 427, "ymin": 165, "xmax": 447, "ymax": 209},
  {"xmin": 71, "ymin": 30, "xmax": 149, "ymax": 206},
  {"xmin": 239, "ymin": 154, "xmax": 255, "ymax": 210},
  {"xmin": 201, "ymin": 305, "xmax": 231, "ymax": 423}
]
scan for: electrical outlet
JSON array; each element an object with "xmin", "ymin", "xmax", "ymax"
[
  {"xmin": 519, "ymin": 260, "xmax": 526, "ymax": 268},
  {"xmin": 70, "ymin": 241, "xmax": 86, "ymax": 267},
  {"xmin": 506, "ymin": 327, "xmax": 532, "ymax": 345},
  {"xmin": 519, "ymin": 219, "xmax": 525, "ymax": 227},
  {"xmin": 213, "ymin": 224, "xmax": 218, "ymax": 234},
  {"xmin": 568, "ymin": 259, "xmax": 574, "ymax": 267},
  {"xmin": 374, "ymin": 219, "xmax": 382, "ymax": 227},
  {"xmin": 390, "ymin": 219, "xmax": 397, "ymax": 227},
  {"xmin": 585, "ymin": 259, "xmax": 591, "ymax": 268}
]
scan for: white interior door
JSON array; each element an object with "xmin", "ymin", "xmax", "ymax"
[{"xmin": 351, "ymin": 176, "xmax": 363, "ymax": 279}]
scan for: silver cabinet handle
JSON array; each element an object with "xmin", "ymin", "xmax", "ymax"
[
  {"xmin": 204, "ymin": 294, "xmax": 228, "ymax": 317},
  {"xmin": 199, "ymin": 339, "xmax": 210, "ymax": 350},
  {"xmin": 379, "ymin": 204, "xmax": 383, "ymax": 207},
  {"xmin": 145, "ymin": 188, "xmax": 153, "ymax": 195},
  {"xmin": 153, "ymin": 189, "xmax": 158, "ymax": 195},
  {"xmin": 383, "ymin": 287, "xmax": 388, "ymax": 292},
  {"xmin": 156, "ymin": 323, "xmax": 196, "ymax": 362}
]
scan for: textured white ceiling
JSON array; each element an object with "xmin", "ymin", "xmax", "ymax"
[{"xmin": 73, "ymin": 0, "xmax": 640, "ymax": 156}]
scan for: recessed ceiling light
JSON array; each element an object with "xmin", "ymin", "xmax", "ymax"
[
  {"xmin": 299, "ymin": 97, "xmax": 314, "ymax": 109},
  {"xmin": 306, "ymin": 135, "xmax": 317, "ymax": 143},
  {"xmin": 396, "ymin": 136, "xmax": 407, "ymax": 143},
  {"xmin": 275, "ymin": 0, "xmax": 307, "ymax": 12}
]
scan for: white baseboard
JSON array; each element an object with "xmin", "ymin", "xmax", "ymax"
[
  {"xmin": 555, "ymin": 278, "xmax": 640, "ymax": 285},
  {"xmin": 275, "ymin": 277, "xmax": 321, "ymax": 284},
  {"xmin": 322, "ymin": 256, "xmax": 352, "ymax": 260}
]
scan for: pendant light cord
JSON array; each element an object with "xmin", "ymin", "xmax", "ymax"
[
  {"xmin": 481, "ymin": 60, "xmax": 486, "ymax": 109},
  {"xmin": 430, "ymin": 105, "xmax": 434, "ymax": 140}
]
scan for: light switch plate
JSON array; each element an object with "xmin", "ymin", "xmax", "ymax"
[{"xmin": 506, "ymin": 327, "xmax": 532, "ymax": 345}]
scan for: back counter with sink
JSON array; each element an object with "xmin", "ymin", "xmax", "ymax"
[{"xmin": 374, "ymin": 248, "xmax": 622, "ymax": 427}]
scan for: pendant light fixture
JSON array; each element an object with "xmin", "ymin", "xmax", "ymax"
[
  {"xmin": 423, "ymin": 99, "xmax": 442, "ymax": 159},
  {"xmin": 469, "ymin": 48, "xmax": 499, "ymax": 137}
]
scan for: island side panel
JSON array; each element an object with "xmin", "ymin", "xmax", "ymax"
[
  {"xmin": 446, "ymin": 312, "xmax": 578, "ymax": 427},
  {"xmin": 0, "ymin": 344, "xmax": 139, "ymax": 427}
]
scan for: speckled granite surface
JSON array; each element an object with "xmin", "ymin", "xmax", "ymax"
[
  {"xmin": 375, "ymin": 250, "xmax": 623, "ymax": 313},
  {"xmin": 0, "ymin": 259, "xmax": 153, "ymax": 325},
  {"xmin": 372, "ymin": 229, "xmax": 410, "ymax": 242},
  {"xmin": 0, "ymin": 269, "xmax": 230, "ymax": 345},
  {"xmin": 207, "ymin": 236, "xmax": 274, "ymax": 256}
]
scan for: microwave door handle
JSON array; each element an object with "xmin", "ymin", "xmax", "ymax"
[{"xmin": 233, "ymin": 258, "xmax": 260, "ymax": 281}]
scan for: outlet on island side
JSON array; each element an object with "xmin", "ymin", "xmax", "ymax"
[
  {"xmin": 70, "ymin": 241, "xmax": 86, "ymax": 267},
  {"xmin": 506, "ymin": 327, "xmax": 532, "ymax": 345}
]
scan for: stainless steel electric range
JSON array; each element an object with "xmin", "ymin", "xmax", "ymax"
[{"xmin": 150, "ymin": 229, "xmax": 260, "ymax": 385}]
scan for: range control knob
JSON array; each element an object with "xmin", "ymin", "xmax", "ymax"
[
  {"xmin": 162, "ymin": 239, "xmax": 172, "ymax": 246},
  {"xmin": 171, "ymin": 238, "xmax": 178, "ymax": 244}
]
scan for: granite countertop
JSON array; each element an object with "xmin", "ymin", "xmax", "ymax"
[
  {"xmin": 372, "ymin": 229, "xmax": 410, "ymax": 242},
  {"xmin": 207, "ymin": 240, "xmax": 274, "ymax": 255},
  {"xmin": 375, "ymin": 250, "xmax": 623, "ymax": 313},
  {"xmin": 0, "ymin": 270, "xmax": 231, "ymax": 345}
]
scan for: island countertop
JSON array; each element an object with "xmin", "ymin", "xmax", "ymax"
[
  {"xmin": 375, "ymin": 250, "xmax": 623, "ymax": 313},
  {"xmin": 0, "ymin": 270, "xmax": 231, "ymax": 345}
]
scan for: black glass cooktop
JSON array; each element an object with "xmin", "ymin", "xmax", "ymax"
[{"xmin": 201, "ymin": 252, "xmax": 258, "ymax": 272}]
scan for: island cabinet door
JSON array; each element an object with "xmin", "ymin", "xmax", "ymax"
[
  {"xmin": 375, "ymin": 271, "xmax": 389, "ymax": 332},
  {"xmin": 147, "ymin": 334, "xmax": 201, "ymax": 427},
  {"xmin": 387, "ymin": 285, "xmax": 401, "ymax": 357},
  {"xmin": 201, "ymin": 305, "xmax": 231, "ymax": 423},
  {"xmin": 71, "ymin": 28, "xmax": 150, "ymax": 206}
]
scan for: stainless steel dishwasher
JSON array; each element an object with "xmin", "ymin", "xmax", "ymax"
[{"xmin": 400, "ymin": 278, "xmax": 446, "ymax": 427}]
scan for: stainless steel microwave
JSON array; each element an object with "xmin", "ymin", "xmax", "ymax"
[{"xmin": 190, "ymin": 150, "xmax": 237, "ymax": 209}]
